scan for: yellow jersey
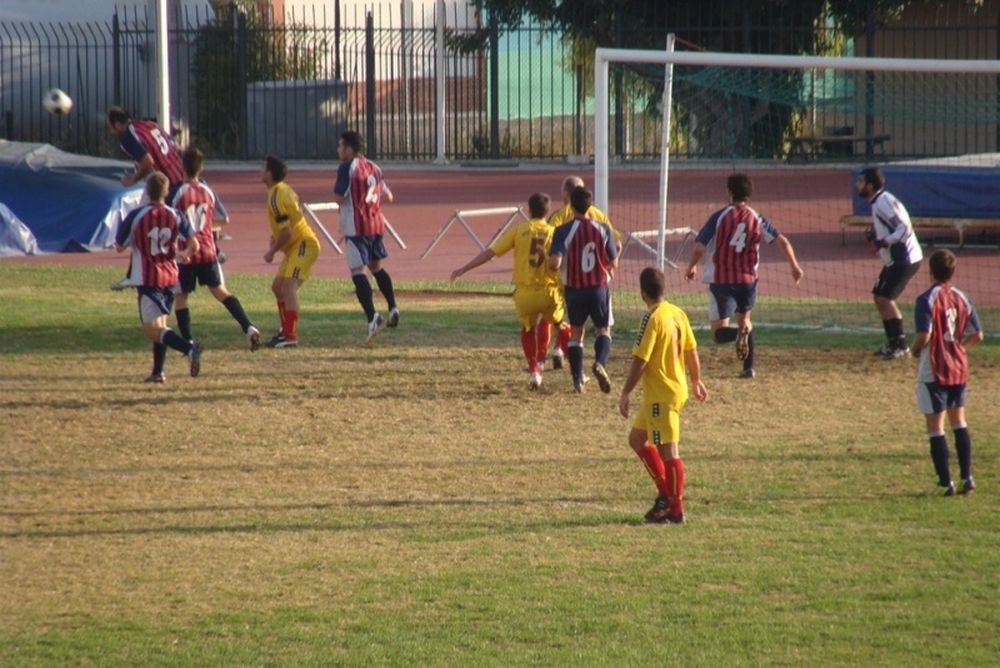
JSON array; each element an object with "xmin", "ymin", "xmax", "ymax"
[
  {"xmin": 267, "ymin": 181, "xmax": 318, "ymax": 252},
  {"xmin": 632, "ymin": 300, "xmax": 697, "ymax": 408},
  {"xmin": 488, "ymin": 217, "xmax": 560, "ymax": 289},
  {"xmin": 548, "ymin": 203, "xmax": 622, "ymax": 242}
]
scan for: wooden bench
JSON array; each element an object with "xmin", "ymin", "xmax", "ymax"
[
  {"xmin": 839, "ymin": 214, "xmax": 1000, "ymax": 247},
  {"xmin": 788, "ymin": 134, "xmax": 890, "ymax": 162}
]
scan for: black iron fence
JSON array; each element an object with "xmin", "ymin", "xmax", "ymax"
[{"xmin": 1, "ymin": 2, "xmax": 998, "ymax": 161}]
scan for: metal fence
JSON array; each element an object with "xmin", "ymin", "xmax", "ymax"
[{"xmin": 2, "ymin": 2, "xmax": 999, "ymax": 161}]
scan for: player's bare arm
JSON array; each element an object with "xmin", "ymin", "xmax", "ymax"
[
  {"xmin": 332, "ymin": 193, "xmax": 345, "ymax": 205},
  {"xmin": 684, "ymin": 348, "xmax": 709, "ymax": 401},
  {"xmin": 122, "ymin": 154, "xmax": 155, "ymax": 186},
  {"xmin": 179, "ymin": 236, "xmax": 200, "ymax": 264},
  {"xmin": 382, "ymin": 185, "xmax": 394, "ymax": 204},
  {"xmin": 775, "ymin": 234, "xmax": 804, "ymax": 284},
  {"xmin": 963, "ymin": 330, "xmax": 985, "ymax": 349},
  {"xmin": 451, "ymin": 249, "xmax": 497, "ymax": 281},
  {"xmin": 618, "ymin": 356, "xmax": 647, "ymax": 418},
  {"xmin": 684, "ymin": 244, "xmax": 706, "ymax": 281},
  {"xmin": 548, "ymin": 252, "xmax": 563, "ymax": 272},
  {"xmin": 910, "ymin": 331, "xmax": 931, "ymax": 355},
  {"xmin": 264, "ymin": 227, "xmax": 291, "ymax": 263}
]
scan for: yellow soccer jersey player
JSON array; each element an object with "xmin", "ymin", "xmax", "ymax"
[
  {"xmin": 267, "ymin": 180, "xmax": 320, "ymax": 281},
  {"xmin": 619, "ymin": 267, "xmax": 707, "ymax": 525},
  {"xmin": 489, "ymin": 217, "xmax": 564, "ymax": 329},
  {"xmin": 451, "ymin": 193, "xmax": 573, "ymax": 388}
]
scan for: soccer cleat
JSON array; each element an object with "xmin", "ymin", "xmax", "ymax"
[
  {"xmin": 874, "ymin": 344, "xmax": 893, "ymax": 357},
  {"xmin": 144, "ymin": 372, "xmax": 165, "ymax": 383},
  {"xmin": 961, "ymin": 477, "xmax": 975, "ymax": 495},
  {"xmin": 246, "ymin": 325, "xmax": 261, "ymax": 352},
  {"xmin": 573, "ymin": 379, "xmax": 584, "ymax": 394},
  {"xmin": 879, "ymin": 346, "xmax": 910, "ymax": 361},
  {"xmin": 387, "ymin": 307, "xmax": 400, "ymax": 328},
  {"xmin": 740, "ymin": 368, "xmax": 756, "ymax": 379},
  {"xmin": 736, "ymin": 326, "xmax": 751, "ymax": 360},
  {"xmin": 110, "ymin": 275, "xmax": 134, "ymax": 291},
  {"xmin": 644, "ymin": 496, "xmax": 670, "ymax": 522},
  {"xmin": 592, "ymin": 362, "xmax": 612, "ymax": 394},
  {"xmin": 551, "ymin": 348, "xmax": 565, "ymax": 370},
  {"xmin": 270, "ymin": 335, "xmax": 298, "ymax": 349},
  {"xmin": 188, "ymin": 341, "xmax": 201, "ymax": 377},
  {"xmin": 528, "ymin": 371, "xmax": 542, "ymax": 389},
  {"xmin": 366, "ymin": 313, "xmax": 384, "ymax": 343},
  {"xmin": 943, "ymin": 482, "xmax": 957, "ymax": 496}
]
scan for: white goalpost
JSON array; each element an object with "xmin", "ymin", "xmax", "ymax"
[{"xmin": 593, "ymin": 47, "xmax": 1000, "ymax": 271}]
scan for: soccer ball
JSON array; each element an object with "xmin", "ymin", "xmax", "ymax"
[{"xmin": 43, "ymin": 88, "xmax": 73, "ymax": 116}]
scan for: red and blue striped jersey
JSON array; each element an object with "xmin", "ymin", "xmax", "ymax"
[
  {"xmin": 116, "ymin": 202, "xmax": 193, "ymax": 288},
  {"xmin": 170, "ymin": 180, "xmax": 218, "ymax": 265},
  {"xmin": 915, "ymin": 282, "xmax": 981, "ymax": 385},
  {"xmin": 549, "ymin": 216, "xmax": 617, "ymax": 288},
  {"xmin": 119, "ymin": 120, "xmax": 184, "ymax": 187},
  {"xmin": 695, "ymin": 203, "xmax": 779, "ymax": 284},
  {"xmin": 333, "ymin": 155, "xmax": 389, "ymax": 237}
]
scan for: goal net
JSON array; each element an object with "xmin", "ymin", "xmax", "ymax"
[{"xmin": 594, "ymin": 47, "xmax": 1000, "ymax": 335}]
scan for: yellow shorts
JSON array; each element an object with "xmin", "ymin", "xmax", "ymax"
[
  {"xmin": 632, "ymin": 400, "xmax": 685, "ymax": 445},
  {"xmin": 278, "ymin": 237, "xmax": 320, "ymax": 281},
  {"xmin": 512, "ymin": 285, "xmax": 564, "ymax": 331}
]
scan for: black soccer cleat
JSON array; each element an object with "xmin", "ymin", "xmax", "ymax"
[
  {"xmin": 943, "ymin": 482, "xmax": 957, "ymax": 497},
  {"xmin": 739, "ymin": 368, "xmax": 756, "ymax": 379},
  {"xmin": 551, "ymin": 349, "xmax": 564, "ymax": 370},
  {"xmin": 961, "ymin": 477, "xmax": 975, "ymax": 495},
  {"xmin": 387, "ymin": 307, "xmax": 400, "ymax": 328},
  {"xmin": 144, "ymin": 372, "xmax": 165, "ymax": 384},
  {"xmin": 644, "ymin": 496, "xmax": 670, "ymax": 523},
  {"xmin": 592, "ymin": 362, "xmax": 612, "ymax": 394}
]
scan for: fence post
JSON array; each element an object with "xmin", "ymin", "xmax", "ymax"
[
  {"xmin": 334, "ymin": 0, "xmax": 341, "ymax": 80},
  {"xmin": 434, "ymin": 0, "xmax": 447, "ymax": 163},
  {"xmin": 488, "ymin": 14, "xmax": 499, "ymax": 159},
  {"xmin": 365, "ymin": 11, "xmax": 377, "ymax": 158},
  {"xmin": 236, "ymin": 10, "xmax": 248, "ymax": 160},
  {"xmin": 112, "ymin": 10, "xmax": 122, "ymax": 104}
]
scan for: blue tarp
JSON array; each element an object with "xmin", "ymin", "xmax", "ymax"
[
  {"xmin": 851, "ymin": 165, "xmax": 1000, "ymax": 218},
  {"xmin": 0, "ymin": 141, "xmax": 143, "ymax": 253}
]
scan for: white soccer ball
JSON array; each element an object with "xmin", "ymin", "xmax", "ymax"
[{"xmin": 43, "ymin": 88, "xmax": 73, "ymax": 116}]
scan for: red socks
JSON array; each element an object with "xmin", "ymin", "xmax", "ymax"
[
  {"xmin": 665, "ymin": 457, "xmax": 685, "ymax": 514},
  {"xmin": 556, "ymin": 323, "xmax": 571, "ymax": 356},
  {"xmin": 282, "ymin": 309, "xmax": 299, "ymax": 341},
  {"xmin": 637, "ymin": 445, "xmax": 669, "ymax": 497},
  {"xmin": 521, "ymin": 328, "xmax": 538, "ymax": 372},
  {"xmin": 535, "ymin": 321, "xmax": 552, "ymax": 365}
]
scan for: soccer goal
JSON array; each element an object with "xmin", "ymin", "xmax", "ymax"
[{"xmin": 594, "ymin": 46, "xmax": 1000, "ymax": 333}]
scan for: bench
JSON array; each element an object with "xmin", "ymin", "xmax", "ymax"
[
  {"xmin": 788, "ymin": 134, "xmax": 890, "ymax": 162},
  {"xmin": 839, "ymin": 214, "xmax": 1000, "ymax": 247}
]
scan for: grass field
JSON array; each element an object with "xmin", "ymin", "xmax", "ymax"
[{"xmin": 2, "ymin": 263, "xmax": 999, "ymax": 666}]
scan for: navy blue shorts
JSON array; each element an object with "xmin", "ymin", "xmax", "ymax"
[
  {"xmin": 709, "ymin": 282, "xmax": 757, "ymax": 321},
  {"xmin": 178, "ymin": 261, "xmax": 223, "ymax": 293},
  {"xmin": 136, "ymin": 286, "xmax": 175, "ymax": 324},
  {"xmin": 565, "ymin": 285, "xmax": 610, "ymax": 328},
  {"xmin": 873, "ymin": 261, "xmax": 920, "ymax": 300},
  {"xmin": 916, "ymin": 382, "xmax": 966, "ymax": 414},
  {"xmin": 346, "ymin": 235, "xmax": 388, "ymax": 269}
]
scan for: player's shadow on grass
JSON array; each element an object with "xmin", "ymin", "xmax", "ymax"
[
  {"xmin": 0, "ymin": 455, "xmax": 624, "ymax": 483},
  {"xmin": 0, "ymin": 499, "xmax": 636, "ymax": 540}
]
